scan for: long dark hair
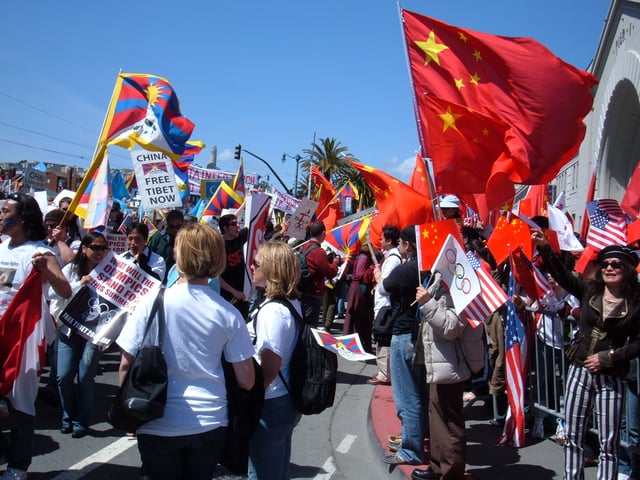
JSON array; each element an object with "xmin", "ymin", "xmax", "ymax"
[
  {"xmin": 72, "ymin": 232, "xmax": 107, "ymax": 277},
  {"xmin": 7, "ymin": 193, "xmax": 47, "ymax": 241},
  {"xmin": 592, "ymin": 262, "xmax": 640, "ymax": 301}
]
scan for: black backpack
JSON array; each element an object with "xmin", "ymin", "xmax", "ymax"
[
  {"xmin": 297, "ymin": 243, "xmax": 320, "ymax": 291},
  {"xmin": 260, "ymin": 297, "xmax": 338, "ymax": 415}
]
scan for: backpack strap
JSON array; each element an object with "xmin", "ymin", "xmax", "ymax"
[{"xmin": 255, "ymin": 297, "xmax": 303, "ymax": 396}]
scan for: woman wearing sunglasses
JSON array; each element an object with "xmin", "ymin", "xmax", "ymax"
[
  {"xmin": 532, "ymin": 230, "xmax": 640, "ymax": 480},
  {"xmin": 50, "ymin": 232, "xmax": 109, "ymax": 440}
]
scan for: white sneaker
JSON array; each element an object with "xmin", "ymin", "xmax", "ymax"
[{"xmin": 0, "ymin": 468, "xmax": 27, "ymax": 480}]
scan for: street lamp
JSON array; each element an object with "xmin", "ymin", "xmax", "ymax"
[
  {"xmin": 281, "ymin": 153, "xmax": 302, "ymax": 197},
  {"xmin": 242, "ymin": 148, "xmax": 293, "ymax": 195}
]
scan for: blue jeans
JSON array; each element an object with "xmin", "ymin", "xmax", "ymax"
[
  {"xmin": 619, "ymin": 377, "xmax": 639, "ymax": 478},
  {"xmin": 249, "ymin": 394, "xmax": 301, "ymax": 479},
  {"xmin": 0, "ymin": 401, "xmax": 35, "ymax": 471},
  {"xmin": 138, "ymin": 426, "xmax": 226, "ymax": 480},
  {"xmin": 57, "ymin": 334, "xmax": 101, "ymax": 430},
  {"xmin": 390, "ymin": 333, "xmax": 424, "ymax": 464}
]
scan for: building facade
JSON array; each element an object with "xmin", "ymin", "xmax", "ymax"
[{"xmin": 558, "ymin": 0, "xmax": 640, "ymax": 230}]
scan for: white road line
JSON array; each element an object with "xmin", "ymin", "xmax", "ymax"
[
  {"xmin": 314, "ymin": 434, "xmax": 357, "ymax": 479},
  {"xmin": 336, "ymin": 433, "xmax": 357, "ymax": 454},
  {"xmin": 51, "ymin": 436, "xmax": 136, "ymax": 480},
  {"xmin": 315, "ymin": 456, "xmax": 336, "ymax": 480}
]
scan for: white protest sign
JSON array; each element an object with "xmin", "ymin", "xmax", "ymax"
[
  {"xmin": 287, "ymin": 197, "xmax": 318, "ymax": 240},
  {"xmin": 131, "ymin": 150, "xmax": 181, "ymax": 210}
]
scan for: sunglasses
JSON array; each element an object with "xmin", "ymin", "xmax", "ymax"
[
  {"xmin": 168, "ymin": 223, "xmax": 183, "ymax": 230},
  {"xmin": 45, "ymin": 223, "xmax": 58, "ymax": 229},
  {"xmin": 252, "ymin": 260, "xmax": 261, "ymax": 268},
  {"xmin": 6, "ymin": 193, "xmax": 20, "ymax": 202},
  {"xmin": 600, "ymin": 260, "xmax": 624, "ymax": 270},
  {"xmin": 86, "ymin": 244, "xmax": 109, "ymax": 252}
]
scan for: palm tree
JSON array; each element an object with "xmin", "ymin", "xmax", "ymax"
[{"xmin": 298, "ymin": 137, "xmax": 375, "ymax": 209}]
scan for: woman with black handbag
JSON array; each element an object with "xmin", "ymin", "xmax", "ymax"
[{"xmin": 116, "ymin": 223, "xmax": 255, "ymax": 480}]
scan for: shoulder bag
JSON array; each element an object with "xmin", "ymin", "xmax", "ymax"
[{"xmin": 108, "ymin": 288, "xmax": 168, "ymax": 432}]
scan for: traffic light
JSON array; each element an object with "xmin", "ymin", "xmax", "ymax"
[{"xmin": 234, "ymin": 144, "xmax": 242, "ymax": 161}]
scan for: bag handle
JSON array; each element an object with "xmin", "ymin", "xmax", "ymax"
[{"xmin": 141, "ymin": 287, "xmax": 165, "ymax": 347}]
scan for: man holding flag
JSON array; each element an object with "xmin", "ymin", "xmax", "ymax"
[{"xmin": 0, "ymin": 193, "xmax": 71, "ymax": 480}]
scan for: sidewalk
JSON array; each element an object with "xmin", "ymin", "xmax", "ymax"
[{"xmin": 367, "ymin": 383, "xmax": 598, "ymax": 480}]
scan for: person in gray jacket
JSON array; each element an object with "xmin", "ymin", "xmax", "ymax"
[{"xmin": 411, "ymin": 283, "xmax": 484, "ymax": 480}]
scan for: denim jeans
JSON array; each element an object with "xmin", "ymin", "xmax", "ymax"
[
  {"xmin": 619, "ymin": 377, "xmax": 639, "ymax": 478},
  {"xmin": 0, "ymin": 400, "xmax": 35, "ymax": 471},
  {"xmin": 249, "ymin": 394, "xmax": 301, "ymax": 479},
  {"xmin": 390, "ymin": 333, "xmax": 424, "ymax": 464},
  {"xmin": 57, "ymin": 334, "xmax": 101, "ymax": 430},
  {"xmin": 138, "ymin": 426, "xmax": 227, "ymax": 480}
]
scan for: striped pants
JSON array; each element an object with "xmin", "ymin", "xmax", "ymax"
[{"xmin": 563, "ymin": 363, "xmax": 624, "ymax": 480}]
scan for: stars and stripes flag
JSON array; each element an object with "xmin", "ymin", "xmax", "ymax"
[
  {"xmin": 585, "ymin": 199, "xmax": 627, "ymax": 250},
  {"xmin": 462, "ymin": 251, "xmax": 508, "ymax": 327},
  {"xmin": 117, "ymin": 213, "xmax": 134, "ymax": 235},
  {"xmin": 498, "ymin": 270, "xmax": 526, "ymax": 447}
]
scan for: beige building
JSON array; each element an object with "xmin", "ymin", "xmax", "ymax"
[{"xmin": 557, "ymin": 0, "xmax": 640, "ymax": 230}]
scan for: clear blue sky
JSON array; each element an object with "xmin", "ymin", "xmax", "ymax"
[{"xmin": 0, "ymin": 1, "xmax": 610, "ymax": 189}]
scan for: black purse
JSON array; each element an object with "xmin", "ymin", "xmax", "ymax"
[{"xmin": 108, "ymin": 288, "xmax": 168, "ymax": 432}]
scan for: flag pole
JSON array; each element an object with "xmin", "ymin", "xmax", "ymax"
[{"xmin": 58, "ymin": 70, "xmax": 124, "ymax": 229}]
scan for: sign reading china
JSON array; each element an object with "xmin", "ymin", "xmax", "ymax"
[
  {"xmin": 60, "ymin": 252, "xmax": 161, "ymax": 349},
  {"xmin": 131, "ymin": 150, "xmax": 181, "ymax": 210}
]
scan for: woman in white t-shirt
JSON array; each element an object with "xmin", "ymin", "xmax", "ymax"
[
  {"xmin": 247, "ymin": 241, "xmax": 302, "ymax": 480},
  {"xmin": 116, "ymin": 223, "xmax": 255, "ymax": 480}
]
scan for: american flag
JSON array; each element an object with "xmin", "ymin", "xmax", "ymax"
[
  {"xmin": 511, "ymin": 247, "xmax": 553, "ymax": 301},
  {"xmin": 117, "ymin": 214, "xmax": 133, "ymax": 235},
  {"xmin": 586, "ymin": 199, "xmax": 627, "ymax": 250},
  {"xmin": 462, "ymin": 252, "xmax": 508, "ymax": 327},
  {"xmin": 498, "ymin": 271, "xmax": 526, "ymax": 447}
]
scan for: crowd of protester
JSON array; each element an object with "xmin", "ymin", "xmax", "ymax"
[{"xmin": 0, "ymin": 190, "xmax": 639, "ymax": 480}]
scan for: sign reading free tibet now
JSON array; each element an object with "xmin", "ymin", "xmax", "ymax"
[{"xmin": 131, "ymin": 150, "xmax": 182, "ymax": 210}]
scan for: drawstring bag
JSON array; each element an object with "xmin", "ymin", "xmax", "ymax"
[{"xmin": 108, "ymin": 288, "xmax": 167, "ymax": 432}]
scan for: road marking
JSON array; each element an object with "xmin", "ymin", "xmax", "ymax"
[
  {"xmin": 51, "ymin": 436, "xmax": 136, "ymax": 480},
  {"xmin": 315, "ymin": 456, "xmax": 336, "ymax": 480},
  {"xmin": 336, "ymin": 433, "xmax": 357, "ymax": 453}
]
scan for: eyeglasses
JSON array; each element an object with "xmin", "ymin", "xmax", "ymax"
[
  {"xmin": 6, "ymin": 193, "xmax": 19, "ymax": 202},
  {"xmin": 600, "ymin": 260, "xmax": 624, "ymax": 270},
  {"xmin": 252, "ymin": 260, "xmax": 261, "ymax": 268},
  {"xmin": 168, "ymin": 223, "xmax": 183, "ymax": 230},
  {"xmin": 86, "ymin": 244, "xmax": 109, "ymax": 252},
  {"xmin": 45, "ymin": 223, "xmax": 58, "ymax": 229}
]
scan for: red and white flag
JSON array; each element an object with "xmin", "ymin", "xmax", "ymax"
[{"xmin": 0, "ymin": 269, "xmax": 55, "ymax": 415}]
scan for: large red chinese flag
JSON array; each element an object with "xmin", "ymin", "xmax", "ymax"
[
  {"xmin": 403, "ymin": 10, "xmax": 596, "ymax": 207},
  {"xmin": 350, "ymin": 159, "xmax": 434, "ymax": 246},
  {"xmin": 415, "ymin": 93, "xmax": 515, "ymax": 210}
]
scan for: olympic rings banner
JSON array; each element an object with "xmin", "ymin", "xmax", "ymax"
[{"xmin": 430, "ymin": 234, "xmax": 481, "ymax": 314}]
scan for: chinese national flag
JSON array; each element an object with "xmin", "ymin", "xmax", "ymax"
[
  {"xmin": 518, "ymin": 184, "xmax": 549, "ymax": 218},
  {"xmin": 621, "ymin": 161, "xmax": 640, "ymax": 219},
  {"xmin": 409, "ymin": 153, "xmax": 431, "ymax": 196},
  {"xmin": 487, "ymin": 214, "xmax": 532, "ymax": 266},
  {"xmin": 350, "ymin": 159, "xmax": 434, "ymax": 246},
  {"xmin": 403, "ymin": 10, "xmax": 596, "ymax": 208},
  {"xmin": 414, "ymin": 92, "xmax": 515, "ymax": 211},
  {"xmin": 416, "ymin": 219, "xmax": 463, "ymax": 271},
  {"xmin": 311, "ymin": 166, "xmax": 340, "ymax": 225}
]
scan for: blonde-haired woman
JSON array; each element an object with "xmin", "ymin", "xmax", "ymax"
[
  {"xmin": 248, "ymin": 241, "xmax": 303, "ymax": 479},
  {"xmin": 117, "ymin": 223, "xmax": 255, "ymax": 480}
]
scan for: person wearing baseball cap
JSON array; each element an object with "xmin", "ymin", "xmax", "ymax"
[{"xmin": 532, "ymin": 230, "xmax": 640, "ymax": 480}]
